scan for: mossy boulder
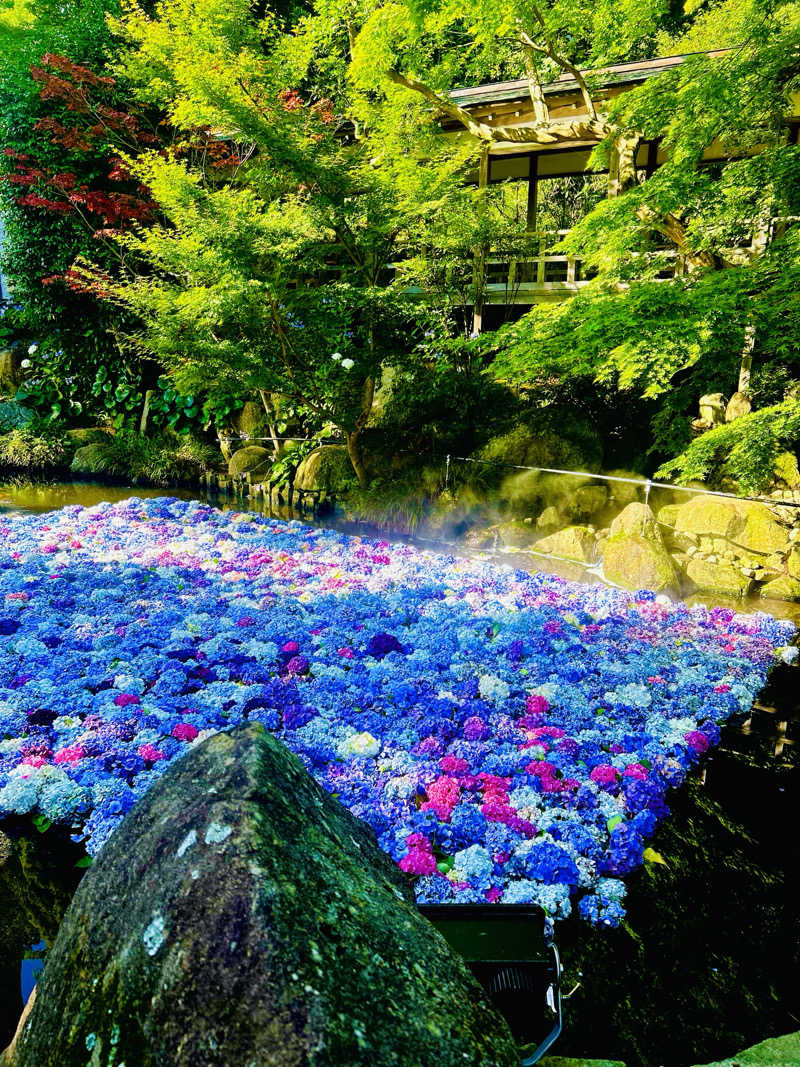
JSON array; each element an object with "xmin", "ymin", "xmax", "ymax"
[
  {"xmin": 294, "ymin": 445, "xmax": 355, "ymax": 494},
  {"xmin": 673, "ymin": 496, "xmax": 787, "ymax": 556},
  {"xmin": 773, "ymin": 452, "xmax": 800, "ymax": 489},
  {"xmin": 605, "ymin": 472, "xmax": 642, "ymax": 509},
  {"xmin": 609, "ymin": 503, "xmax": 662, "ymax": 544},
  {"xmin": 479, "ymin": 425, "xmax": 592, "ymax": 471},
  {"xmin": 656, "ymin": 504, "xmax": 681, "ymax": 528},
  {"xmin": 760, "ymin": 576, "xmax": 800, "ymax": 602},
  {"xmin": 537, "ymin": 505, "xmax": 562, "ymax": 531},
  {"xmin": 541, "ymin": 1059, "xmax": 625, "ymax": 1067},
  {"xmin": 227, "ymin": 445, "xmax": 271, "ymax": 479},
  {"xmin": 570, "ymin": 485, "xmax": 609, "ymax": 520},
  {"xmin": 69, "ymin": 443, "xmax": 112, "ymax": 475},
  {"xmin": 496, "ymin": 520, "xmax": 536, "ymax": 549},
  {"xmin": 673, "ymin": 497, "xmax": 745, "ymax": 542},
  {"xmin": 65, "ymin": 428, "xmax": 110, "ymax": 450},
  {"xmin": 691, "ymin": 1030, "xmax": 800, "ymax": 1066},
  {"xmin": 232, "ymin": 399, "xmax": 268, "ymax": 441},
  {"xmin": 535, "ymin": 526, "xmax": 596, "ymax": 563},
  {"xmin": 737, "ymin": 501, "xmax": 790, "ymax": 554},
  {"xmin": 9, "ymin": 725, "xmax": 516, "ymax": 1067},
  {"xmin": 685, "ymin": 559, "xmax": 755, "ymax": 598},
  {"xmin": 601, "ymin": 533, "xmax": 678, "ymax": 593},
  {"xmin": 787, "ymin": 548, "xmax": 800, "ymax": 580}
]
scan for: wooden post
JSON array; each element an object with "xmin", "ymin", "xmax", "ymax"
[
  {"xmin": 526, "ymin": 154, "xmax": 538, "ymax": 231},
  {"xmin": 537, "ymin": 232, "xmax": 546, "ymax": 285},
  {"xmin": 471, "ymin": 146, "xmax": 491, "ymax": 336}
]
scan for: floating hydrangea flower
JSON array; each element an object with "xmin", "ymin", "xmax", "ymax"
[
  {"xmin": 339, "ymin": 732, "xmax": 381, "ymax": 759},
  {"xmin": 0, "ymin": 497, "xmax": 793, "ymax": 924}
]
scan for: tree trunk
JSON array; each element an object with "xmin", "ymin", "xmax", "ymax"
[
  {"xmin": 607, "ymin": 134, "xmax": 641, "ymax": 197},
  {"xmin": 344, "ymin": 375, "xmax": 375, "ymax": 489},
  {"xmin": 345, "ymin": 430, "xmax": 368, "ymax": 489},
  {"xmin": 258, "ymin": 389, "xmax": 281, "ymax": 459},
  {"xmin": 738, "ymin": 323, "xmax": 756, "ymax": 394}
]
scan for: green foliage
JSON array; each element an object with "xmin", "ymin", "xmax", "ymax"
[
  {"xmin": 69, "ymin": 429, "xmax": 218, "ymax": 484},
  {"xmin": 0, "ymin": 422, "xmax": 68, "ymax": 468},
  {"xmin": 348, "ymin": 467, "xmax": 444, "ymax": 533},
  {"xmin": 656, "ymin": 396, "xmax": 800, "ymax": 492}
]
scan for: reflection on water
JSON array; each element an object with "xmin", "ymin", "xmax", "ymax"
[
  {"xmin": 0, "ymin": 479, "xmax": 798, "ymax": 1065},
  {"xmin": 0, "ymin": 480, "xmax": 201, "ymax": 514}
]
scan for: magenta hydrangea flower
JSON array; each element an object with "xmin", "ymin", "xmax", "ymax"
[
  {"xmin": 113, "ymin": 693, "xmax": 139, "ymax": 708},
  {"xmin": 172, "ymin": 723, "xmax": 199, "ymax": 742},
  {"xmin": 684, "ymin": 730, "xmax": 710, "ymax": 754},
  {"xmin": 590, "ymin": 764, "xmax": 619, "ymax": 787}
]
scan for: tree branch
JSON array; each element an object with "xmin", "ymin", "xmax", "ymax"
[
  {"xmin": 386, "ymin": 69, "xmax": 607, "ymax": 145},
  {"xmin": 524, "ymin": 10, "xmax": 598, "ymax": 121},
  {"xmin": 520, "ymin": 41, "xmax": 550, "ymax": 126}
]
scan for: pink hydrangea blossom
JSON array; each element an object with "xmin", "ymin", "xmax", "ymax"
[
  {"xmin": 172, "ymin": 723, "xmax": 199, "ymax": 742},
  {"xmin": 421, "ymin": 776, "xmax": 460, "ymax": 820},
  {"xmin": 439, "ymin": 754, "xmax": 469, "ymax": 775},
  {"xmin": 590, "ymin": 764, "xmax": 619, "ymax": 787},
  {"xmin": 684, "ymin": 730, "xmax": 710, "ymax": 754},
  {"xmin": 137, "ymin": 744, "xmax": 166, "ymax": 762},
  {"xmin": 54, "ymin": 746, "xmax": 86, "ymax": 764},
  {"xmin": 525, "ymin": 694, "xmax": 549, "ymax": 716},
  {"xmin": 399, "ymin": 834, "xmax": 438, "ymax": 876}
]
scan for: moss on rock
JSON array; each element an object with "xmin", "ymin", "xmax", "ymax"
[
  {"xmin": 609, "ymin": 503, "xmax": 662, "ymax": 544},
  {"xmin": 760, "ymin": 576, "xmax": 800, "ymax": 602},
  {"xmin": 685, "ymin": 559, "xmax": 755, "ymax": 598},
  {"xmin": 69, "ymin": 443, "xmax": 112, "ymax": 474},
  {"xmin": 293, "ymin": 445, "xmax": 355, "ymax": 494},
  {"xmin": 535, "ymin": 526, "xmax": 597, "ymax": 563},
  {"xmin": 227, "ymin": 445, "xmax": 272, "ymax": 479},
  {"xmin": 673, "ymin": 497, "xmax": 787, "ymax": 556},
  {"xmin": 11, "ymin": 725, "xmax": 517, "ymax": 1067},
  {"xmin": 691, "ymin": 1029, "xmax": 800, "ymax": 1066},
  {"xmin": 601, "ymin": 533, "xmax": 677, "ymax": 593}
]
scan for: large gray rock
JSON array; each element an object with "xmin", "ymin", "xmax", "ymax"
[
  {"xmin": 9, "ymin": 725, "xmax": 516, "ymax": 1067},
  {"xmin": 227, "ymin": 445, "xmax": 271, "ymax": 479},
  {"xmin": 691, "ymin": 1029, "xmax": 800, "ymax": 1066},
  {"xmin": 535, "ymin": 525, "xmax": 597, "ymax": 563},
  {"xmin": 293, "ymin": 445, "xmax": 354, "ymax": 494},
  {"xmin": 609, "ymin": 502, "xmax": 662, "ymax": 544},
  {"xmin": 601, "ymin": 533, "xmax": 678, "ymax": 593}
]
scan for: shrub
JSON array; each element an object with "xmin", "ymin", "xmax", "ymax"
[{"xmin": 0, "ymin": 426, "xmax": 68, "ymax": 469}]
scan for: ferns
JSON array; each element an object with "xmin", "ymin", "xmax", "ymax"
[
  {"xmin": 0, "ymin": 427, "xmax": 68, "ymax": 469},
  {"xmin": 656, "ymin": 396, "xmax": 800, "ymax": 493}
]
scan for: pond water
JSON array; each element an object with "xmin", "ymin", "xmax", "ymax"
[{"xmin": 0, "ymin": 479, "xmax": 798, "ymax": 1066}]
